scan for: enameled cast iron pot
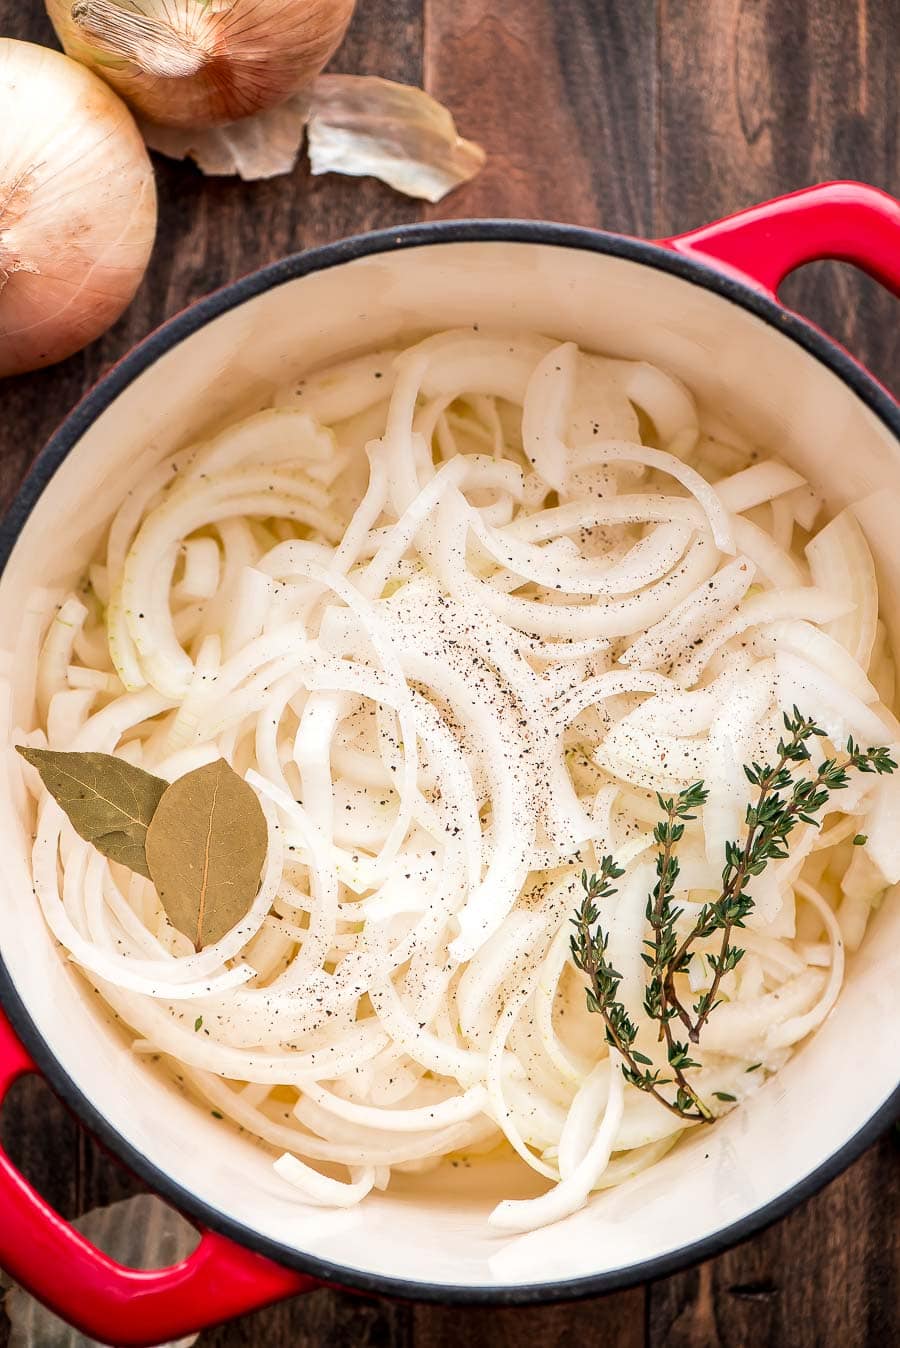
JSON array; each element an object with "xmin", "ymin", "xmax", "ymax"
[{"xmin": 0, "ymin": 182, "xmax": 898, "ymax": 1347}]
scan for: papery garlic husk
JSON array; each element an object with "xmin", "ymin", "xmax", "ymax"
[
  {"xmin": 46, "ymin": 0, "xmax": 357, "ymax": 129},
  {"xmin": 0, "ymin": 39, "xmax": 157, "ymax": 378}
]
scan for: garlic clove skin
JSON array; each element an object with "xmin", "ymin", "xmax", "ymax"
[
  {"xmin": 46, "ymin": 0, "xmax": 357, "ymax": 130},
  {"xmin": 0, "ymin": 39, "xmax": 157, "ymax": 379}
]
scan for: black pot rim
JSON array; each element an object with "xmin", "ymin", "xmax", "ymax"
[{"xmin": 2, "ymin": 217, "xmax": 899, "ymax": 1309}]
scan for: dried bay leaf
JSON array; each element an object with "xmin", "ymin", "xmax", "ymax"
[
  {"xmin": 145, "ymin": 759, "xmax": 267, "ymax": 951},
  {"xmin": 16, "ymin": 747, "xmax": 167, "ymax": 879}
]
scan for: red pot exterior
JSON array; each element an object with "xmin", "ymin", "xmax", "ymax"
[
  {"xmin": 661, "ymin": 181, "xmax": 900, "ymax": 305},
  {"xmin": 0, "ymin": 1011, "xmax": 314, "ymax": 1346},
  {"xmin": 0, "ymin": 180, "xmax": 897, "ymax": 1346}
]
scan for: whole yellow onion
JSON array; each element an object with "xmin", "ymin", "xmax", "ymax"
[
  {"xmin": 0, "ymin": 39, "xmax": 157, "ymax": 378},
  {"xmin": 46, "ymin": 0, "xmax": 358, "ymax": 129}
]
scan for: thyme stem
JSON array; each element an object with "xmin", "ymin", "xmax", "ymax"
[
  {"xmin": 572, "ymin": 885, "xmax": 707, "ymax": 1124},
  {"xmin": 649, "ymin": 797, "xmax": 679, "ymax": 1043}
]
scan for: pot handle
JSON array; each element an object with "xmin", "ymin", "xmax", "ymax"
[
  {"xmin": 0, "ymin": 1010, "xmax": 316, "ymax": 1348},
  {"xmin": 663, "ymin": 180, "xmax": 900, "ymax": 298}
]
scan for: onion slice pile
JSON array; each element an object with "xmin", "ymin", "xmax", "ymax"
[{"xmin": 16, "ymin": 328, "xmax": 900, "ymax": 1235}]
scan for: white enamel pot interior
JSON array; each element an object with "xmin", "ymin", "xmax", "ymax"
[{"xmin": 1, "ymin": 223, "xmax": 899, "ymax": 1301}]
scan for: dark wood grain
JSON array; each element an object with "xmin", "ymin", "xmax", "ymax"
[
  {"xmin": 409, "ymin": 1293, "xmax": 645, "ymax": 1348},
  {"xmin": 0, "ymin": 1077, "xmax": 80, "ymax": 1222},
  {"xmin": 657, "ymin": 0, "xmax": 900, "ymax": 393},
  {"xmin": 0, "ymin": 1, "xmax": 898, "ymax": 1345},
  {"xmin": 424, "ymin": 0, "xmax": 657, "ymax": 233}
]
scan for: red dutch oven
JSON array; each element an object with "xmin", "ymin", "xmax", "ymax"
[{"xmin": 0, "ymin": 181, "xmax": 898, "ymax": 1345}]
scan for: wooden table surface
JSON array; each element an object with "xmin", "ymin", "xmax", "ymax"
[{"xmin": 1, "ymin": 2, "xmax": 899, "ymax": 1345}]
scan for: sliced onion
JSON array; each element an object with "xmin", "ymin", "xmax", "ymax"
[
  {"xmin": 22, "ymin": 325, "xmax": 895, "ymax": 1237},
  {"xmin": 806, "ymin": 508, "xmax": 878, "ymax": 671}
]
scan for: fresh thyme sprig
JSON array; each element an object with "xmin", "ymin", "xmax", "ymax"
[
  {"xmin": 571, "ymin": 708, "xmax": 897, "ymax": 1122},
  {"xmin": 571, "ymin": 857, "xmax": 710, "ymax": 1124}
]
